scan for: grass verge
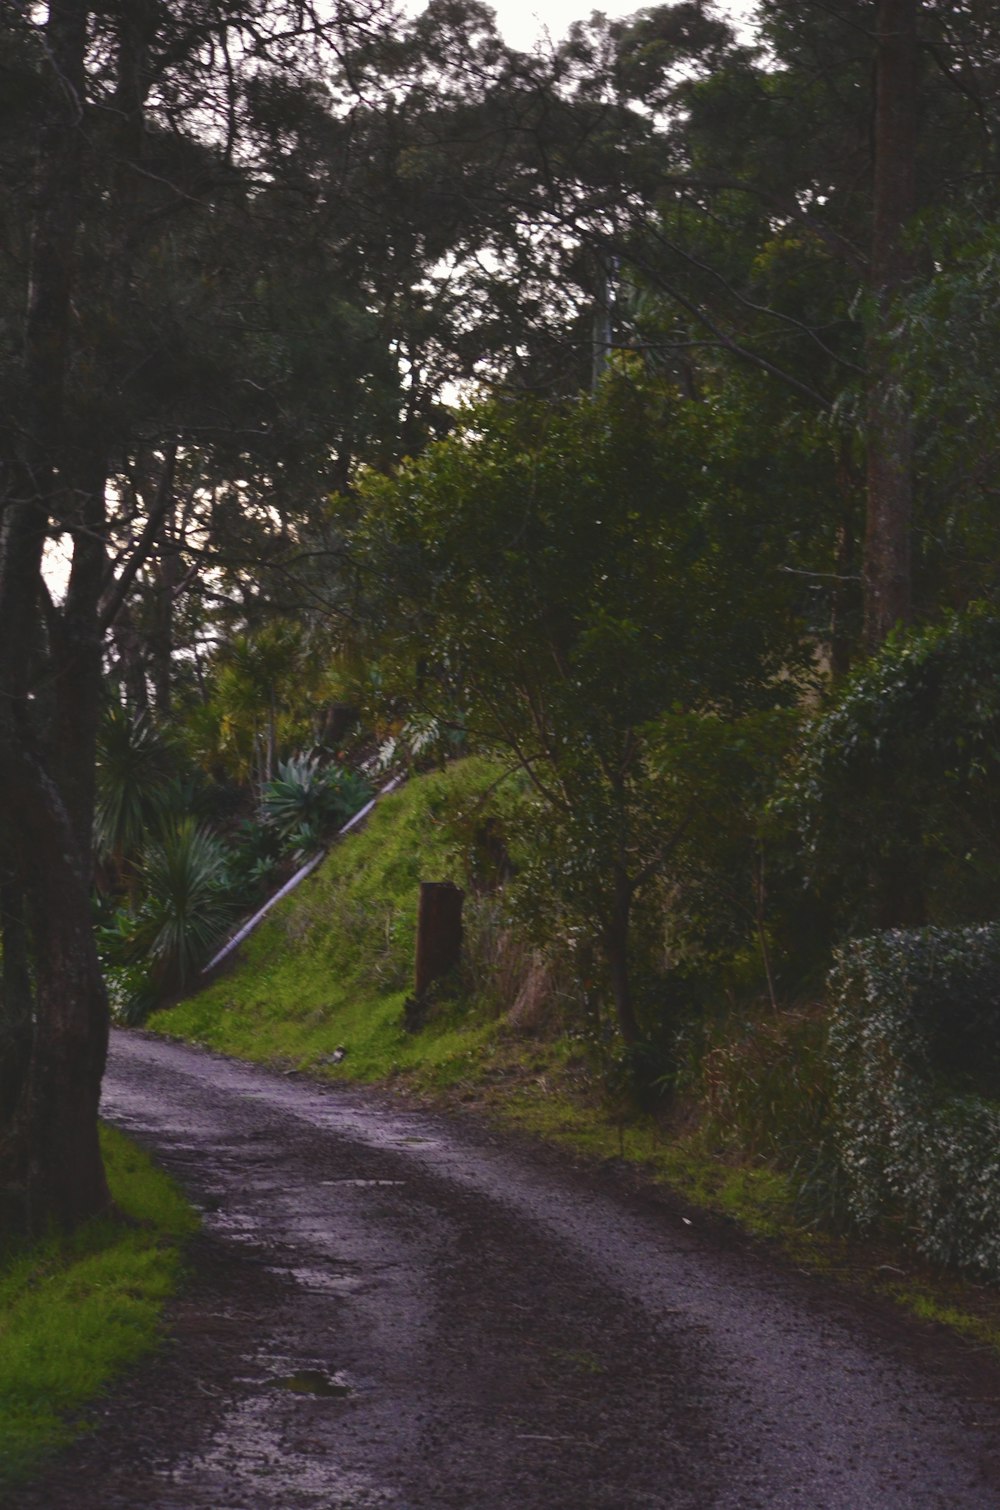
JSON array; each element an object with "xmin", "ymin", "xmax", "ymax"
[{"xmin": 0, "ymin": 1124, "xmax": 197, "ymax": 1491}]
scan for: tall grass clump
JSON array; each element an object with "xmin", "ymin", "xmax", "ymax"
[{"xmin": 673, "ymin": 1001, "xmax": 851, "ymax": 1228}]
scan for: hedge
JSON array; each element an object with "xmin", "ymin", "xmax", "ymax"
[{"xmin": 828, "ymin": 925, "xmax": 1000, "ymax": 1279}]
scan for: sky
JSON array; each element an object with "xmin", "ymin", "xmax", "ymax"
[{"xmin": 485, "ymin": 0, "xmax": 757, "ymax": 52}]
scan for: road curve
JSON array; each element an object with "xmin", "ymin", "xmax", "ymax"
[{"xmin": 14, "ymin": 1030, "xmax": 1000, "ymax": 1509}]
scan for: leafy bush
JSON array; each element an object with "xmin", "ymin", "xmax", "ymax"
[
  {"xmin": 786, "ymin": 605, "xmax": 1000, "ymax": 931},
  {"xmin": 94, "ymin": 707, "xmax": 181, "ymax": 872},
  {"xmin": 260, "ymin": 753, "xmax": 370, "ymax": 851},
  {"xmin": 100, "ymin": 821, "xmax": 239, "ymax": 1019},
  {"xmin": 828, "ymin": 926, "xmax": 1000, "ymax": 1277},
  {"xmin": 225, "ymin": 816, "xmax": 286, "ymax": 899}
]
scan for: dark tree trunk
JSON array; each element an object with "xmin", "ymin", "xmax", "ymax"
[
  {"xmin": 830, "ymin": 441, "xmax": 861, "ymax": 680},
  {"xmin": 111, "ymin": 601, "xmax": 150, "ymax": 715},
  {"xmin": 603, "ymin": 865, "xmax": 639, "ymax": 1047},
  {"xmin": 0, "ymin": 872, "xmax": 33, "ymax": 1229},
  {"xmin": 55, "ymin": 449, "xmax": 110, "ymax": 854},
  {"xmin": 16, "ymin": 747, "xmax": 112, "ymax": 1234},
  {"xmin": 864, "ymin": 0, "xmax": 918, "ymax": 649},
  {"xmin": 0, "ymin": 0, "xmax": 113, "ymax": 1236},
  {"xmin": 149, "ymin": 520, "xmax": 183, "ymax": 718}
]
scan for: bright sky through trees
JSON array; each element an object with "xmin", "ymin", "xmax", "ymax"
[{"xmin": 484, "ymin": 0, "xmax": 757, "ymax": 50}]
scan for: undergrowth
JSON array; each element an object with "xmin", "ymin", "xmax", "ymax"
[{"xmin": 0, "ymin": 1125, "xmax": 197, "ymax": 1490}]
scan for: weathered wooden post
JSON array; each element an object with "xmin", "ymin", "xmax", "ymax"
[{"xmin": 405, "ymin": 881, "xmax": 464, "ymax": 1031}]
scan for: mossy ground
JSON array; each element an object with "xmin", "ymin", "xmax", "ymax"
[
  {"xmin": 153, "ymin": 758, "xmax": 1000, "ymax": 1354},
  {"xmin": 0, "ymin": 1125, "xmax": 197, "ymax": 1490}
]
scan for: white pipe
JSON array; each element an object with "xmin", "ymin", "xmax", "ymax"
[{"xmin": 202, "ymin": 774, "xmax": 405, "ymax": 975}]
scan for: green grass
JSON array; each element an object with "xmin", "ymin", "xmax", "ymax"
[
  {"xmin": 155, "ymin": 757, "xmax": 515, "ymax": 1086},
  {"xmin": 0, "ymin": 1124, "xmax": 197, "ymax": 1490}
]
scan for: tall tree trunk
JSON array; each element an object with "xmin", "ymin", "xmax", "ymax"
[
  {"xmin": 830, "ymin": 440, "xmax": 861, "ymax": 680},
  {"xmin": 863, "ymin": 0, "xmax": 918, "ymax": 649},
  {"xmin": 603, "ymin": 865, "xmax": 639, "ymax": 1046},
  {"xmin": 0, "ymin": 0, "xmax": 112, "ymax": 1236},
  {"xmin": 0, "ymin": 871, "xmax": 33, "ymax": 1229},
  {"xmin": 111, "ymin": 602, "xmax": 150, "ymax": 715},
  {"xmin": 56, "ymin": 449, "xmax": 110, "ymax": 853},
  {"xmin": 15, "ymin": 745, "xmax": 112, "ymax": 1234},
  {"xmin": 149, "ymin": 512, "xmax": 183, "ymax": 718},
  {"xmin": 591, "ymin": 255, "xmax": 614, "ymax": 392}
]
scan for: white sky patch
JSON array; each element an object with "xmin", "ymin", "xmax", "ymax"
[
  {"xmin": 42, "ymin": 535, "xmax": 72, "ymax": 602},
  {"xmin": 463, "ymin": 0, "xmax": 759, "ymax": 52}
]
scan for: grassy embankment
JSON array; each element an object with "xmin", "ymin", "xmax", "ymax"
[
  {"xmin": 154, "ymin": 757, "xmax": 1000, "ymax": 1348},
  {"xmin": 0, "ymin": 1127, "xmax": 197, "ymax": 1491}
]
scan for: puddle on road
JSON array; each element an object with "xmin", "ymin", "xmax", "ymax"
[
  {"xmin": 321, "ymin": 1179, "xmax": 406, "ymax": 1187},
  {"xmin": 172, "ymin": 1393, "xmax": 397, "ymax": 1506},
  {"xmin": 269, "ymin": 1264, "xmax": 364, "ymax": 1296},
  {"xmin": 206, "ymin": 1209, "xmax": 260, "ymax": 1242},
  {"xmin": 271, "ymin": 1369, "xmax": 352, "ymax": 1398}
]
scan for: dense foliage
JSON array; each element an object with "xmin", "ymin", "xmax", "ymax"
[
  {"xmin": 787, "ymin": 607, "xmax": 1000, "ymax": 930},
  {"xmin": 347, "ymin": 375, "xmax": 814, "ymax": 1041},
  {"xmin": 829, "ymin": 927, "xmax": 1000, "ymax": 1278}
]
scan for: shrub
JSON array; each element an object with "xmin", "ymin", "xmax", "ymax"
[
  {"xmin": 260, "ymin": 753, "xmax": 371, "ymax": 850},
  {"xmin": 94, "ymin": 707, "xmax": 181, "ymax": 872},
  {"xmin": 828, "ymin": 926, "xmax": 1000, "ymax": 1278},
  {"xmin": 786, "ymin": 606, "xmax": 1000, "ymax": 931},
  {"xmin": 100, "ymin": 821, "xmax": 239, "ymax": 1020}
]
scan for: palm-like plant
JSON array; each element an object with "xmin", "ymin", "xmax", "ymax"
[
  {"xmin": 94, "ymin": 706, "xmax": 179, "ymax": 874},
  {"xmin": 126, "ymin": 819, "xmax": 237, "ymax": 995},
  {"xmin": 261, "ymin": 753, "xmax": 370, "ymax": 849}
]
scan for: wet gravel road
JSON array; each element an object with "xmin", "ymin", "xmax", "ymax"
[{"xmin": 14, "ymin": 1030, "xmax": 1000, "ymax": 1509}]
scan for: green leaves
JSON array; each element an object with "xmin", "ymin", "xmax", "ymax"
[
  {"xmin": 829, "ymin": 926, "xmax": 1000, "ymax": 1277},
  {"xmin": 784, "ymin": 605, "xmax": 1000, "ymax": 929},
  {"xmin": 260, "ymin": 755, "xmax": 371, "ymax": 851},
  {"xmin": 104, "ymin": 820, "xmax": 238, "ymax": 1020},
  {"xmin": 349, "ymin": 374, "xmax": 810, "ymax": 1038}
]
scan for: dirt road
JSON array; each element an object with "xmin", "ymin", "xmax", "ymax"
[{"xmin": 13, "ymin": 1030, "xmax": 1000, "ymax": 1508}]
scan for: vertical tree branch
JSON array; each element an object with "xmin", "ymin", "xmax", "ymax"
[{"xmin": 863, "ymin": 0, "xmax": 918, "ymax": 648}]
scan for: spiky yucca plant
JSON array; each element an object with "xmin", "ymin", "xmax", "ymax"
[
  {"xmin": 261, "ymin": 754, "xmax": 370, "ymax": 848},
  {"xmin": 126, "ymin": 820, "xmax": 237, "ymax": 996},
  {"xmin": 94, "ymin": 707, "xmax": 178, "ymax": 874}
]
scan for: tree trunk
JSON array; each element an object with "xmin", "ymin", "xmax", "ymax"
[
  {"xmin": 591, "ymin": 255, "xmax": 614, "ymax": 392},
  {"xmin": 17, "ymin": 744, "xmax": 111, "ymax": 1234},
  {"xmin": 0, "ymin": 0, "xmax": 113, "ymax": 1237},
  {"xmin": 149, "ymin": 514, "xmax": 183, "ymax": 719},
  {"xmin": 0, "ymin": 872, "xmax": 33, "ymax": 1229},
  {"xmin": 863, "ymin": 0, "xmax": 918, "ymax": 649},
  {"xmin": 604, "ymin": 865, "xmax": 639, "ymax": 1046},
  {"xmin": 55, "ymin": 449, "xmax": 110, "ymax": 854},
  {"xmin": 111, "ymin": 601, "xmax": 150, "ymax": 715}
]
